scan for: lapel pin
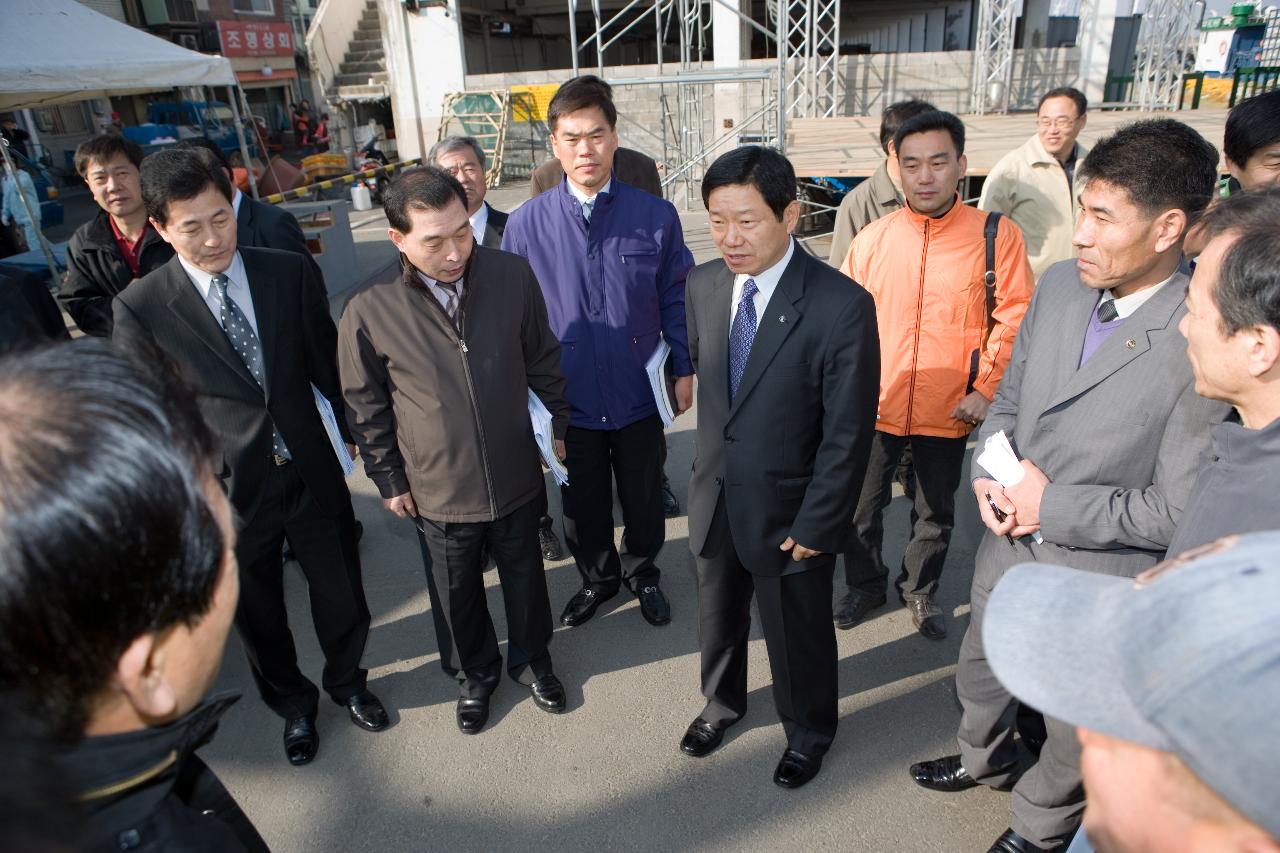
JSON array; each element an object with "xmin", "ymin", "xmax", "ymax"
[
  {"xmin": 1125, "ymin": 339, "xmax": 1137, "ymax": 349},
  {"xmin": 779, "ymin": 314, "xmax": 786, "ymax": 323}
]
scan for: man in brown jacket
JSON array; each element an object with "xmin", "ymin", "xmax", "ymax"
[{"xmin": 339, "ymin": 167, "xmax": 572, "ymax": 736}]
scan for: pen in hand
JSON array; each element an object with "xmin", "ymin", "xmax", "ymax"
[{"xmin": 985, "ymin": 491, "xmax": 1017, "ymax": 546}]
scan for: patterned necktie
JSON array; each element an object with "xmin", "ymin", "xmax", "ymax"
[
  {"xmin": 728, "ymin": 278, "xmax": 759, "ymax": 401},
  {"xmin": 1097, "ymin": 299, "xmax": 1119, "ymax": 323},
  {"xmin": 210, "ymin": 273, "xmax": 290, "ymax": 460},
  {"xmin": 581, "ymin": 197, "xmax": 595, "ymax": 224},
  {"xmin": 440, "ymin": 281, "xmax": 460, "ymax": 320}
]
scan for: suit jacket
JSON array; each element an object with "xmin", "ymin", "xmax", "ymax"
[
  {"xmin": 971, "ymin": 259, "xmax": 1230, "ymax": 586},
  {"xmin": 686, "ymin": 244, "xmax": 881, "ymax": 576},
  {"xmin": 236, "ymin": 195, "xmax": 327, "ymax": 291},
  {"xmin": 529, "ymin": 147, "xmax": 663, "ymax": 198},
  {"xmin": 112, "ymin": 248, "xmax": 353, "ymax": 523},
  {"xmin": 479, "ymin": 202, "xmax": 508, "ymax": 249},
  {"xmin": 0, "ymin": 264, "xmax": 69, "ymax": 350}
]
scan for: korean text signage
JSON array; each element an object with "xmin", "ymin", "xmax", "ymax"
[{"xmin": 217, "ymin": 21, "xmax": 294, "ymax": 57}]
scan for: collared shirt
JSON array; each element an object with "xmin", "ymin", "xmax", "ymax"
[
  {"xmin": 1098, "ymin": 272, "xmax": 1176, "ymax": 319},
  {"xmin": 417, "ymin": 270, "xmax": 465, "ymax": 315},
  {"xmin": 567, "ymin": 178, "xmax": 612, "ymax": 205},
  {"xmin": 178, "ymin": 251, "xmax": 260, "ymax": 336},
  {"xmin": 108, "ymin": 216, "xmax": 150, "ymax": 278},
  {"xmin": 468, "ymin": 202, "xmax": 489, "ymax": 245},
  {"xmin": 730, "ymin": 238, "xmax": 795, "ymax": 333},
  {"xmin": 232, "ymin": 188, "xmax": 244, "ymax": 217}
]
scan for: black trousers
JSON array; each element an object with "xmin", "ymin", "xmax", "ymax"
[
  {"xmin": 696, "ymin": 494, "xmax": 839, "ymax": 757},
  {"xmin": 234, "ymin": 461, "xmax": 370, "ymax": 719},
  {"xmin": 416, "ymin": 495, "xmax": 554, "ymax": 699},
  {"xmin": 841, "ymin": 431, "xmax": 967, "ymax": 602},
  {"xmin": 561, "ymin": 415, "xmax": 664, "ymax": 592}
]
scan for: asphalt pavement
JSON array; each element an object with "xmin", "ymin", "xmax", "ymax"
[{"xmin": 197, "ymin": 184, "xmax": 1014, "ymax": 852}]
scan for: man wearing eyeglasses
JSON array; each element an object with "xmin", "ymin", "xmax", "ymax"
[{"xmin": 980, "ymin": 88, "xmax": 1089, "ymax": 281}]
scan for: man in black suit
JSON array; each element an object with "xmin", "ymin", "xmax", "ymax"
[
  {"xmin": 430, "ymin": 134, "xmax": 566, "ymax": 561},
  {"xmin": 679, "ymin": 146, "xmax": 880, "ymax": 788},
  {"xmin": 111, "ymin": 149, "xmax": 388, "ymax": 767}
]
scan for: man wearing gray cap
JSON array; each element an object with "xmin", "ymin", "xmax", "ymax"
[{"xmin": 982, "ymin": 531, "xmax": 1280, "ymax": 853}]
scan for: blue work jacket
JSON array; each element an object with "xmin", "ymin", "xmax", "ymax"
[{"xmin": 502, "ymin": 175, "xmax": 693, "ymax": 430}]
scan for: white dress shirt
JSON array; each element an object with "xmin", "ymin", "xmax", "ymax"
[
  {"xmin": 729, "ymin": 238, "xmax": 796, "ymax": 334},
  {"xmin": 232, "ymin": 187, "xmax": 244, "ymax": 218},
  {"xmin": 179, "ymin": 251, "xmax": 260, "ymax": 336},
  {"xmin": 1100, "ymin": 271, "xmax": 1177, "ymax": 319},
  {"xmin": 469, "ymin": 202, "xmax": 489, "ymax": 245}
]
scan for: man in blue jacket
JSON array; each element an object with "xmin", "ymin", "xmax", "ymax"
[{"xmin": 503, "ymin": 75, "xmax": 694, "ymax": 629}]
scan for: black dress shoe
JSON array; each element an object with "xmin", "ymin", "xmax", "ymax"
[
  {"xmin": 529, "ymin": 674, "xmax": 567, "ymax": 713},
  {"xmin": 988, "ymin": 828, "xmax": 1051, "ymax": 853},
  {"xmin": 833, "ymin": 590, "xmax": 887, "ymax": 630},
  {"xmin": 456, "ymin": 697, "xmax": 490, "ymax": 735},
  {"xmin": 661, "ymin": 482, "xmax": 680, "ymax": 517},
  {"xmin": 773, "ymin": 748, "xmax": 823, "ymax": 789},
  {"xmin": 538, "ymin": 520, "xmax": 564, "ymax": 561},
  {"xmin": 560, "ymin": 587, "xmax": 617, "ymax": 627},
  {"xmin": 909, "ymin": 754, "xmax": 979, "ymax": 792},
  {"xmin": 680, "ymin": 717, "xmax": 731, "ymax": 757},
  {"xmin": 637, "ymin": 584, "xmax": 671, "ymax": 626},
  {"xmin": 907, "ymin": 597, "xmax": 947, "ymax": 640},
  {"xmin": 344, "ymin": 689, "xmax": 389, "ymax": 732},
  {"xmin": 283, "ymin": 715, "xmax": 318, "ymax": 766}
]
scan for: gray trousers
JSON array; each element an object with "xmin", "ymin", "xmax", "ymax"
[{"xmin": 955, "ymin": 532, "xmax": 1085, "ymax": 850}]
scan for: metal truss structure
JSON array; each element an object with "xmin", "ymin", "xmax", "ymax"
[
  {"xmin": 969, "ymin": 0, "xmax": 1017, "ymax": 115},
  {"xmin": 1260, "ymin": 6, "xmax": 1280, "ymax": 67},
  {"xmin": 1131, "ymin": 0, "xmax": 1202, "ymax": 111}
]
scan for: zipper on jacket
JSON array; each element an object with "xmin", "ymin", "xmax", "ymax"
[
  {"xmin": 906, "ymin": 220, "xmax": 929, "ymax": 433},
  {"xmin": 453, "ymin": 296, "xmax": 499, "ymax": 520}
]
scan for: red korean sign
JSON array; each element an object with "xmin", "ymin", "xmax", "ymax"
[{"xmin": 217, "ymin": 20, "xmax": 294, "ymax": 57}]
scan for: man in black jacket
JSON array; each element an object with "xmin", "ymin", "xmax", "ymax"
[
  {"xmin": 0, "ymin": 263, "xmax": 69, "ymax": 350},
  {"xmin": 679, "ymin": 147, "xmax": 880, "ymax": 788},
  {"xmin": 339, "ymin": 167, "xmax": 571, "ymax": 735},
  {"xmin": 58, "ymin": 135, "xmax": 173, "ymax": 336},
  {"xmin": 112, "ymin": 149, "xmax": 387, "ymax": 767},
  {"xmin": 0, "ymin": 338, "xmax": 267, "ymax": 852}
]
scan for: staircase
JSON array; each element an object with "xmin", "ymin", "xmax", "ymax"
[{"xmin": 309, "ymin": 0, "xmax": 389, "ymax": 105}]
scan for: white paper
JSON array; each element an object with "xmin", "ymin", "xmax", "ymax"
[
  {"xmin": 645, "ymin": 338, "xmax": 676, "ymax": 428},
  {"xmin": 975, "ymin": 430, "xmax": 1044, "ymax": 544},
  {"xmin": 528, "ymin": 389, "xmax": 569, "ymax": 486},
  {"xmin": 312, "ymin": 384, "xmax": 355, "ymax": 476}
]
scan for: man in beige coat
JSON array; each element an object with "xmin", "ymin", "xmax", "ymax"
[{"xmin": 979, "ymin": 87, "xmax": 1089, "ymax": 281}]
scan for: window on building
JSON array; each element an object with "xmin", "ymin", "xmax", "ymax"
[
  {"xmin": 233, "ymin": 0, "xmax": 275, "ymax": 13},
  {"xmin": 31, "ymin": 104, "xmax": 90, "ymax": 135},
  {"xmin": 165, "ymin": 0, "xmax": 197, "ymax": 23}
]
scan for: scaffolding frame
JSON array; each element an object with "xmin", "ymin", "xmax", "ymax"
[
  {"xmin": 1131, "ymin": 0, "xmax": 1203, "ymax": 111},
  {"xmin": 970, "ymin": 0, "xmax": 1017, "ymax": 115}
]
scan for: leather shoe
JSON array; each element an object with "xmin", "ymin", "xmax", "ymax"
[
  {"xmin": 773, "ymin": 748, "xmax": 823, "ymax": 789},
  {"xmin": 560, "ymin": 587, "xmax": 617, "ymax": 627},
  {"xmin": 661, "ymin": 481, "xmax": 680, "ymax": 517},
  {"xmin": 538, "ymin": 521, "xmax": 564, "ymax": 561},
  {"xmin": 680, "ymin": 717, "xmax": 731, "ymax": 757},
  {"xmin": 344, "ymin": 689, "xmax": 389, "ymax": 732},
  {"xmin": 908, "ymin": 597, "xmax": 947, "ymax": 640},
  {"xmin": 283, "ymin": 715, "xmax": 318, "ymax": 766},
  {"xmin": 988, "ymin": 828, "xmax": 1051, "ymax": 853},
  {"xmin": 637, "ymin": 584, "xmax": 671, "ymax": 626},
  {"xmin": 833, "ymin": 590, "xmax": 887, "ymax": 630},
  {"xmin": 456, "ymin": 697, "xmax": 490, "ymax": 735},
  {"xmin": 529, "ymin": 674, "xmax": 567, "ymax": 713},
  {"xmin": 909, "ymin": 754, "xmax": 979, "ymax": 792}
]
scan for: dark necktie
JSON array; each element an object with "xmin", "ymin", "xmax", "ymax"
[
  {"xmin": 1097, "ymin": 299, "xmax": 1119, "ymax": 323},
  {"xmin": 728, "ymin": 278, "xmax": 759, "ymax": 401},
  {"xmin": 210, "ymin": 273, "xmax": 290, "ymax": 460}
]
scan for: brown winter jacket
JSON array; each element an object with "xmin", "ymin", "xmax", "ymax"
[{"xmin": 338, "ymin": 245, "xmax": 569, "ymax": 522}]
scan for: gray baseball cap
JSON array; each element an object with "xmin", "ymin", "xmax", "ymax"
[{"xmin": 983, "ymin": 531, "xmax": 1280, "ymax": 838}]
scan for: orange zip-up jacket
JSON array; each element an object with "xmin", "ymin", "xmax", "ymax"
[{"xmin": 840, "ymin": 195, "xmax": 1034, "ymax": 439}]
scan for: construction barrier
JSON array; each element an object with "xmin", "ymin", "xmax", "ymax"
[{"xmin": 260, "ymin": 158, "xmax": 424, "ymax": 205}]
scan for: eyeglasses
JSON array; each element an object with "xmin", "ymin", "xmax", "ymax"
[{"xmin": 1037, "ymin": 117, "xmax": 1078, "ymax": 130}]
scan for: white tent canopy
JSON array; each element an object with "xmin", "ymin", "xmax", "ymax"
[{"xmin": 0, "ymin": 0, "xmax": 236, "ymax": 112}]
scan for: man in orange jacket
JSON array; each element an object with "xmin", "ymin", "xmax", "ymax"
[{"xmin": 837, "ymin": 110, "xmax": 1033, "ymax": 639}]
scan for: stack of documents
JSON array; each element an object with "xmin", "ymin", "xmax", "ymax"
[
  {"xmin": 528, "ymin": 389, "xmax": 569, "ymax": 486},
  {"xmin": 646, "ymin": 338, "xmax": 677, "ymax": 428},
  {"xmin": 312, "ymin": 384, "xmax": 355, "ymax": 477},
  {"xmin": 975, "ymin": 430, "xmax": 1044, "ymax": 544}
]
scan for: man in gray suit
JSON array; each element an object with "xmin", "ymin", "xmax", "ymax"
[
  {"xmin": 678, "ymin": 146, "xmax": 880, "ymax": 789},
  {"xmin": 909, "ymin": 119, "xmax": 1230, "ymax": 853}
]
